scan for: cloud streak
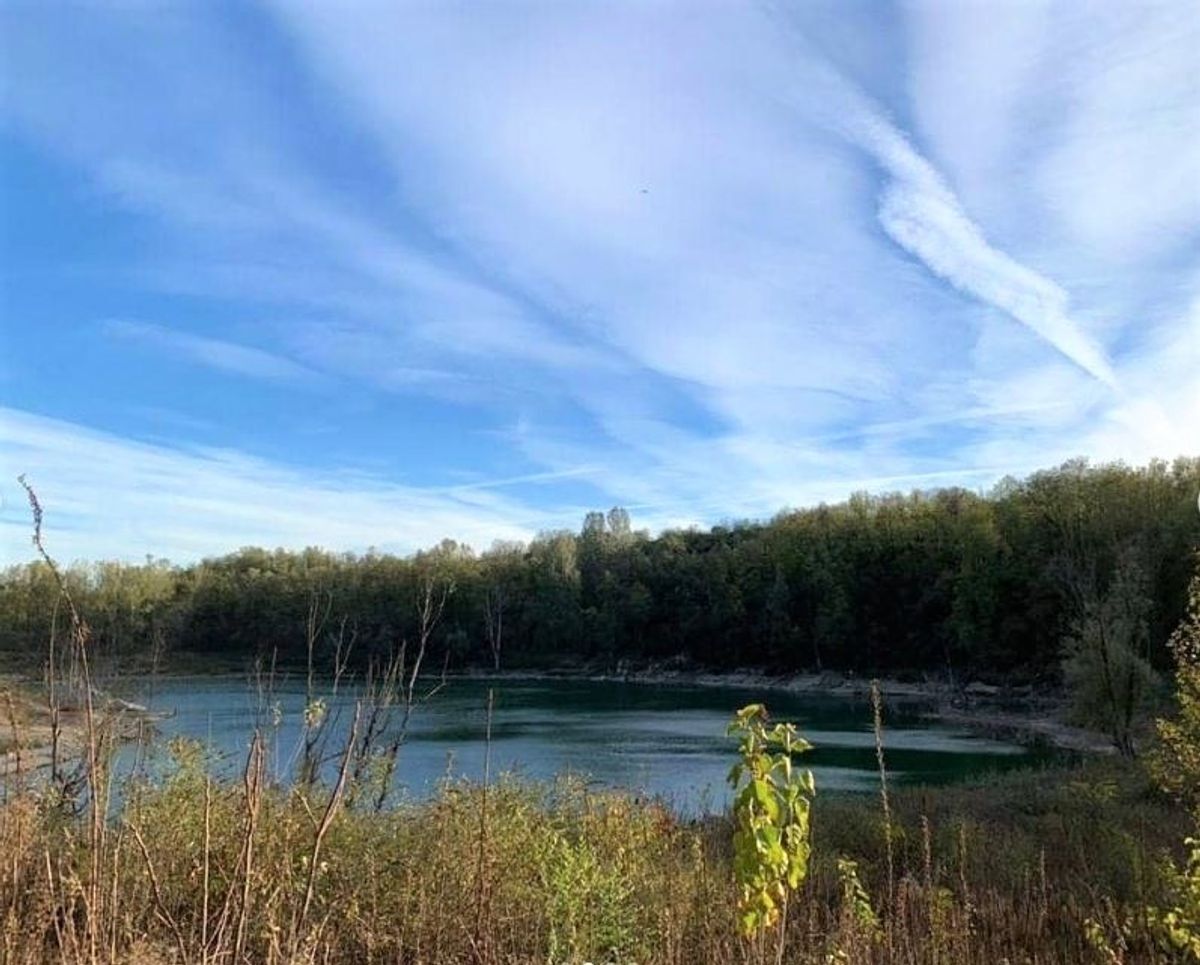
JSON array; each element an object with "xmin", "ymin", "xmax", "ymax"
[
  {"xmin": 0, "ymin": 408, "xmax": 575, "ymax": 563},
  {"xmin": 795, "ymin": 54, "xmax": 1124, "ymax": 389},
  {"xmin": 103, "ymin": 320, "xmax": 323, "ymax": 386},
  {"xmin": 870, "ymin": 135, "xmax": 1120, "ymax": 389}
]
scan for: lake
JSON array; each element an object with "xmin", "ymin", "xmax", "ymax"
[{"xmin": 119, "ymin": 674, "xmax": 1051, "ymax": 811}]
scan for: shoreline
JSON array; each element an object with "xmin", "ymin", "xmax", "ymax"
[
  {"xmin": 454, "ymin": 666, "xmax": 1113, "ymax": 754},
  {"xmin": 0, "ymin": 675, "xmax": 169, "ymax": 780},
  {"xmin": 457, "ymin": 665, "xmax": 972, "ymax": 698}
]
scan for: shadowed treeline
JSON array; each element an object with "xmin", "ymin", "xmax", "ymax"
[{"xmin": 1, "ymin": 457, "xmax": 1197, "ymax": 679}]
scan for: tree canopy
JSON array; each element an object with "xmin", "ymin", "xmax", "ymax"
[{"xmin": 2, "ymin": 457, "xmax": 1197, "ymax": 681}]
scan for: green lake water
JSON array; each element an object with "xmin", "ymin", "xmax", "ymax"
[{"xmin": 124, "ymin": 675, "xmax": 1052, "ymax": 811}]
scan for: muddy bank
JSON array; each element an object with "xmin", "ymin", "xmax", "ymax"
[
  {"xmin": 930, "ymin": 706, "xmax": 1114, "ymax": 755},
  {"xmin": 0, "ymin": 676, "xmax": 167, "ymax": 781}
]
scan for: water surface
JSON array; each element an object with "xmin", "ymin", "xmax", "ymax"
[{"xmin": 123, "ymin": 675, "xmax": 1049, "ymax": 811}]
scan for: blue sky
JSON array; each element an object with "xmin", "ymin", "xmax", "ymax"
[{"xmin": 1, "ymin": 0, "xmax": 1197, "ymax": 564}]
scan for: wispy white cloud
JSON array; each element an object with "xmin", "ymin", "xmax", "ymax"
[
  {"xmin": 876, "ymin": 174, "xmax": 1120, "ymax": 389},
  {"xmin": 103, "ymin": 320, "xmax": 323, "ymax": 385},
  {"xmin": 786, "ymin": 50, "xmax": 1124, "ymax": 388},
  {"xmin": 0, "ymin": 408, "xmax": 582, "ymax": 564}
]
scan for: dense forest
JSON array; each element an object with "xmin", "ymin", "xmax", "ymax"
[{"xmin": 2, "ymin": 457, "xmax": 1198, "ymax": 680}]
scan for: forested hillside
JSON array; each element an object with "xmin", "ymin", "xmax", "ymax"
[{"xmin": 2, "ymin": 457, "xmax": 1197, "ymax": 679}]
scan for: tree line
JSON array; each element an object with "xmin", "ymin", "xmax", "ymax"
[{"xmin": 1, "ymin": 457, "xmax": 1197, "ymax": 681}]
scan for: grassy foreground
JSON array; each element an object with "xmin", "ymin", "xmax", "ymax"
[{"xmin": 0, "ymin": 705, "xmax": 1191, "ymax": 965}]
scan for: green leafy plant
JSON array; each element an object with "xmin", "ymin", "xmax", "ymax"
[
  {"xmin": 836, "ymin": 857, "xmax": 880, "ymax": 940},
  {"xmin": 826, "ymin": 856, "xmax": 882, "ymax": 962},
  {"xmin": 1148, "ymin": 835, "xmax": 1200, "ymax": 959},
  {"xmin": 1151, "ymin": 560, "xmax": 1200, "ymax": 809},
  {"xmin": 726, "ymin": 703, "xmax": 816, "ymax": 941}
]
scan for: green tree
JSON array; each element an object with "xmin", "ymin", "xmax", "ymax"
[{"xmin": 1061, "ymin": 546, "xmax": 1157, "ymax": 757}]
